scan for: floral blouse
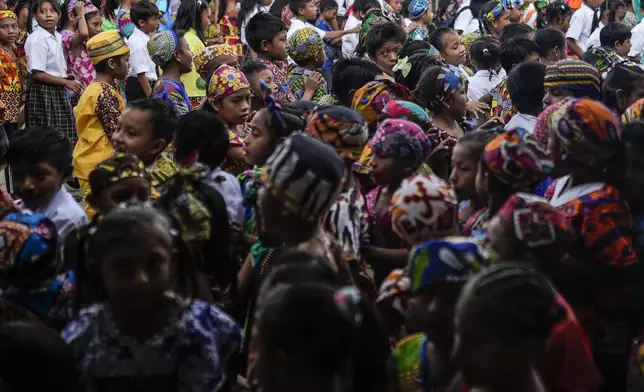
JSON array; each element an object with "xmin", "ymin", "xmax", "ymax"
[
  {"xmin": 61, "ymin": 29, "xmax": 95, "ymax": 90},
  {"xmin": 0, "ymin": 45, "xmax": 22, "ymax": 124}
]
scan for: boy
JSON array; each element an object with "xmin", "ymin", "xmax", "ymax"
[
  {"xmin": 534, "ymin": 27, "xmax": 567, "ymax": 65},
  {"xmin": 0, "ymin": 10, "xmax": 22, "ymax": 137},
  {"xmin": 7, "ymin": 126, "xmax": 87, "ymax": 243},
  {"xmin": 287, "ymin": 0, "xmax": 358, "ymax": 40},
  {"xmin": 73, "ymin": 30, "xmax": 130, "ymax": 217},
  {"xmin": 241, "ymin": 62, "xmax": 278, "ymax": 112},
  {"xmin": 364, "ymin": 21, "xmax": 405, "ymax": 75},
  {"xmin": 343, "ymin": 0, "xmax": 380, "ymax": 58},
  {"xmin": 286, "ymin": 28, "xmax": 329, "ymax": 103},
  {"xmin": 315, "ymin": 0, "xmax": 342, "ymax": 79},
  {"xmin": 148, "ymin": 30, "xmax": 193, "ymax": 117},
  {"xmin": 125, "ymin": 0, "xmax": 159, "ymax": 101},
  {"xmin": 505, "ymin": 61, "xmax": 546, "ymax": 133},
  {"xmin": 245, "ymin": 12, "xmax": 296, "ymax": 105},
  {"xmin": 566, "ymin": 0, "xmax": 603, "ymax": 58},
  {"xmin": 601, "ymin": 22, "xmax": 632, "ymax": 57},
  {"xmin": 111, "ymin": 98, "xmax": 178, "ymax": 199}
]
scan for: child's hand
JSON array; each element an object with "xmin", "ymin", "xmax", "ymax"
[
  {"xmin": 75, "ymin": 0, "xmax": 86, "ymax": 17},
  {"xmin": 480, "ymin": 116, "xmax": 504, "ymax": 129},
  {"xmin": 466, "ymin": 99, "xmax": 490, "ymax": 119},
  {"xmin": 65, "ymin": 80, "xmax": 83, "ymax": 94},
  {"xmin": 304, "ymin": 72, "xmax": 324, "ymax": 92},
  {"xmin": 349, "ymin": 23, "xmax": 361, "ymax": 33}
]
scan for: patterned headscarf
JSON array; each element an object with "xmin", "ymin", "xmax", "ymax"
[
  {"xmin": 380, "ymin": 100, "xmax": 431, "ymax": 130},
  {"xmin": 623, "ymin": 98, "xmax": 644, "ymax": 124},
  {"xmin": 408, "ymin": 237, "xmax": 486, "ymax": 294},
  {"xmin": 501, "ymin": 0, "xmax": 524, "ymax": 8},
  {"xmin": 484, "ymin": 128, "xmax": 554, "ymax": 190},
  {"xmin": 88, "ymin": 153, "xmax": 149, "ymax": 196},
  {"xmin": 408, "ymin": 0, "xmax": 430, "ymax": 19},
  {"xmin": 358, "ymin": 9, "xmax": 391, "ymax": 48},
  {"xmin": 533, "ymin": 100, "xmax": 566, "ymax": 148},
  {"xmin": 305, "ymin": 106, "xmax": 369, "ymax": 161},
  {"xmin": 67, "ymin": 0, "xmax": 99, "ymax": 14},
  {"xmin": 495, "ymin": 193, "xmax": 574, "ymax": 263},
  {"xmin": 547, "ymin": 98, "xmax": 621, "ymax": 167},
  {"xmin": 0, "ymin": 211, "xmax": 57, "ymax": 276},
  {"xmin": 0, "ymin": 10, "xmax": 17, "ymax": 20},
  {"xmin": 425, "ymin": 66, "xmax": 463, "ymax": 109},
  {"xmin": 287, "ymin": 27, "xmax": 324, "ymax": 63},
  {"xmin": 485, "ymin": 2, "xmax": 506, "ymax": 22},
  {"xmin": 207, "ymin": 64, "xmax": 250, "ymax": 103},
  {"xmin": 357, "ymin": 119, "xmax": 431, "ymax": 175},
  {"xmin": 584, "ymin": 47, "xmax": 625, "ymax": 77},
  {"xmin": 390, "ymin": 174, "xmax": 458, "ymax": 245},
  {"xmin": 351, "ymin": 78, "xmax": 411, "ymax": 131},
  {"xmin": 148, "ymin": 30, "xmax": 179, "ymax": 67},
  {"xmin": 193, "ymin": 44, "xmax": 237, "ymax": 74},
  {"xmin": 544, "ymin": 60, "xmax": 601, "ymax": 99},
  {"xmin": 376, "ymin": 269, "xmax": 411, "ymax": 318}
]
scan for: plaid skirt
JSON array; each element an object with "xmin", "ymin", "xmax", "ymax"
[{"xmin": 26, "ymin": 78, "xmax": 76, "ymax": 146}]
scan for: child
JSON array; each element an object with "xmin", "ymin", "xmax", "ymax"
[
  {"xmin": 193, "ymin": 44, "xmax": 237, "ymax": 86},
  {"xmin": 203, "ymin": 64, "xmax": 250, "ymax": 175},
  {"xmin": 628, "ymin": 2, "xmax": 644, "ymax": 61},
  {"xmin": 428, "ymin": 27, "xmax": 469, "ymax": 75},
  {"xmin": 599, "ymin": 21, "xmax": 632, "ymax": 56},
  {"xmin": 544, "ymin": 1, "xmax": 573, "ymax": 34},
  {"xmin": 501, "ymin": 0, "xmax": 525, "ymax": 22},
  {"xmin": 125, "ymin": 0, "xmax": 159, "ymax": 101},
  {"xmin": 63, "ymin": 206, "xmax": 242, "ymax": 391},
  {"xmin": 542, "ymin": 59, "xmax": 601, "ymax": 107},
  {"xmin": 111, "ymin": 98, "xmax": 178, "ymax": 199},
  {"xmin": 315, "ymin": 0, "xmax": 341, "ymax": 80},
  {"xmin": 286, "ymin": 28, "xmax": 329, "ymax": 103},
  {"xmin": 148, "ymin": 30, "xmax": 193, "ymax": 117},
  {"xmin": 7, "ymin": 126, "xmax": 87, "ymax": 242},
  {"xmin": 245, "ymin": 12, "xmax": 296, "ymax": 105},
  {"xmin": 477, "ymin": 1, "xmax": 511, "ymax": 39},
  {"xmin": 586, "ymin": 0, "xmax": 627, "ymax": 49},
  {"xmin": 25, "ymin": 0, "xmax": 81, "ymax": 148},
  {"xmin": 174, "ymin": 0, "xmax": 209, "ymax": 107},
  {"xmin": 406, "ymin": 0, "xmax": 432, "ymax": 42},
  {"xmin": 602, "ymin": 63, "xmax": 644, "ymax": 115},
  {"xmin": 343, "ymin": 0, "xmax": 380, "ymax": 58},
  {"xmin": 364, "ymin": 21, "xmax": 405, "ymax": 76},
  {"xmin": 331, "ymin": 57, "xmax": 385, "ymax": 106},
  {"xmin": 114, "ymin": 0, "xmax": 140, "ymax": 38},
  {"xmin": 0, "ymin": 10, "xmax": 23, "ymax": 136},
  {"xmin": 467, "ymin": 37, "xmax": 502, "ymax": 101},
  {"xmin": 241, "ymin": 61, "xmax": 278, "ymax": 112},
  {"xmin": 394, "ymin": 48, "xmax": 444, "ymax": 91},
  {"xmin": 286, "ymin": 0, "xmax": 356, "ymax": 40},
  {"xmin": 73, "ymin": 30, "xmax": 130, "ymax": 217},
  {"xmin": 566, "ymin": 0, "xmax": 603, "ymax": 59},
  {"xmin": 534, "ymin": 27, "xmax": 567, "ymax": 65},
  {"xmin": 505, "ymin": 61, "xmax": 546, "ymax": 133},
  {"xmin": 238, "ymin": 0, "xmax": 273, "ymax": 47},
  {"xmin": 498, "ymin": 21, "xmax": 533, "ymax": 42}
]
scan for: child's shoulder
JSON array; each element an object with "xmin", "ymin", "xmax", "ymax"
[
  {"xmin": 61, "ymin": 303, "xmax": 104, "ymax": 343},
  {"xmin": 179, "ymin": 299, "xmax": 241, "ymax": 348}
]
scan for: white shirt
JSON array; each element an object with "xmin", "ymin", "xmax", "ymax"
[
  {"xmin": 25, "ymin": 25, "xmax": 67, "ymax": 78},
  {"xmin": 504, "ymin": 113, "xmax": 538, "ymax": 133},
  {"xmin": 454, "ymin": 0, "xmax": 479, "ymax": 34},
  {"xmin": 127, "ymin": 27, "xmax": 157, "ymax": 80},
  {"xmin": 205, "ymin": 168, "xmax": 244, "ymax": 224},
  {"xmin": 567, "ymin": 2, "xmax": 598, "ymax": 52},
  {"xmin": 629, "ymin": 19, "xmax": 644, "ymax": 57},
  {"xmin": 523, "ymin": 3, "xmax": 538, "ymax": 27},
  {"xmin": 336, "ymin": 0, "xmax": 353, "ymax": 17},
  {"xmin": 586, "ymin": 22, "xmax": 604, "ymax": 49},
  {"xmin": 467, "ymin": 70, "xmax": 503, "ymax": 100},
  {"xmin": 241, "ymin": 3, "xmax": 272, "ymax": 45},
  {"xmin": 36, "ymin": 187, "xmax": 88, "ymax": 243},
  {"xmin": 342, "ymin": 14, "xmax": 360, "ymax": 58},
  {"xmin": 287, "ymin": 18, "xmax": 327, "ymax": 39}
]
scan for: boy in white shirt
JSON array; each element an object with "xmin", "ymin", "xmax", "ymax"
[
  {"xmin": 125, "ymin": 0, "xmax": 159, "ymax": 101},
  {"xmin": 287, "ymin": 0, "xmax": 357, "ymax": 40},
  {"xmin": 566, "ymin": 0, "xmax": 602, "ymax": 58},
  {"xmin": 341, "ymin": 0, "xmax": 378, "ymax": 58},
  {"xmin": 505, "ymin": 61, "xmax": 546, "ymax": 134},
  {"xmin": 628, "ymin": 2, "xmax": 644, "ymax": 60}
]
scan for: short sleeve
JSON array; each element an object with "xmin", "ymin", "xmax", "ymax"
[
  {"xmin": 566, "ymin": 10, "xmax": 586, "ymax": 42},
  {"xmin": 453, "ymin": 8, "xmax": 472, "ymax": 32},
  {"xmin": 26, "ymin": 39, "xmax": 50, "ymax": 73},
  {"xmin": 96, "ymin": 86, "xmax": 123, "ymax": 138},
  {"xmin": 130, "ymin": 46, "xmax": 151, "ymax": 76},
  {"xmin": 630, "ymin": 26, "xmax": 644, "ymax": 57}
]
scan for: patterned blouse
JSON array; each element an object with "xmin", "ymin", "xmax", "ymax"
[
  {"xmin": 153, "ymin": 77, "xmax": 191, "ymax": 117},
  {"xmin": 147, "ymin": 149, "xmax": 179, "ymax": 199},
  {"xmin": 490, "ymin": 78, "xmax": 517, "ymax": 124},
  {"xmin": 219, "ymin": 15, "xmax": 244, "ymax": 64},
  {"xmin": 257, "ymin": 58, "xmax": 295, "ymax": 105},
  {"xmin": 286, "ymin": 66, "xmax": 329, "ymax": 103},
  {"xmin": 116, "ymin": 9, "xmax": 135, "ymax": 38},
  {"xmin": 61, "ymin": 30, "xmax": 96, "ymax": 90},
  {"xmin": 62, "ymin": 296, "xmax": 242, "ymax": 392},
  {"xmin": 0, "ymin": 45, "xmax": 23, "ymax": 124},
  {"xmin": 407, "ymin": 27, "xmax": 429, "ymax": 42}
]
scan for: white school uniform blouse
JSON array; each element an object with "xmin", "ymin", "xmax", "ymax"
[
  {"xmin": 586, "ymin": 22, "xmax": 604, "ymax": 49},
  {"xmin": 287, "ymin": 18, "xmax": 327, "ymax": 39},
  {"xmin": 504, "ymin": 113, "xmax": 538, "ymax": 134},
  {"xmin": 629, "ymin": 19, "xmax": 644, "ymax": 57},
  {"xmin": 566, "ymin": 2, "xmax": 598, "ymax": 52},
  {"xmin": 25, "ymin": 25, "xmax": 67, "ymax": 78},
  {"xmin": 342, "ymin": 14, "xmax": 360, "ymax": 58},
  {"xmin": 467, "ymin": 70, "xmax": 503, "ymax": 101},
  {"xmin": 453, "ymin": 0, "xmax": 479, "ymax": 34},
  {"xmin": 126, "ymin": 27, "xmax": 157, "ymax": 81}
]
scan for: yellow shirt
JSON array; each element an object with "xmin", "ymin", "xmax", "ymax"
[
  {"xmin": 181, "ymin": 28, "xmax": 206, "ymax": 99},
  {"xmin": 73, "ymin": 81, "xmax": 123, "ymax": 180}
]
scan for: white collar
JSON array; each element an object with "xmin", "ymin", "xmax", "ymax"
[{"xmin": 549, "ymin": 175, "xmax": 606, "ymax": 207}]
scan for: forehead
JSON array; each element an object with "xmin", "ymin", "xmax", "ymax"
[
  {"xmin": 0, "ymin": 18, "xmax": 17, "ymax": 25},
  {"xmin": 122, "ymin": 108, "xmax": 150, "ymax": 124}
]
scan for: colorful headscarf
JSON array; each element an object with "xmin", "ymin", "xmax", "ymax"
[
  {"xmin": 408, "ymin": 0, "xmax": 430, "ymax": 19},
  {"xmin": 193, "ymin": 44, "xmax": 237, "ymax": 74},
  {"xmin": 207, "ymin": 64, "xmax": 250, "ymax": 103},
  {"xmin": 351, "ymin": 78, "xmax": 411, "ymax": 131},
  {"xmin": 305, "ymin": 106, "xmax": 369, "ymax": 161},
  {"xmin": 88, "ymin": 153, "xmax": 149, "ymax": 196},
  {"xmin": 484, "ymin": 128, "xmax": 554, "ymax": 190},
  {"xmin": 380, "ymin": 100, "xmax": 431, "ymax": 130},
  {"xmin": 86, "ymin": 30, "xmax": 130, "ymax": 65},
  {"xmin": 533, "ymin": 100, "xmax": 566, "ymax": 148},
  {"xmin": 583, "ymin": 47, "xmax": 625, "ymax": 77},
  {"xmin": 425, "ymin": 66, "xmax": 462, "ymax": 109},
  {"xmin": 67, "ymin": 0, "xmax": 99, "ymax": 15},
  {"xmin": 623, "ymin": 97, "xmax": 644, "ymax": 124},
  {"xmin": 287, "ymin": 27, "xmax": 324, "ymax": 63},
  {"xmin": 376, "ymin": 269, "xmax": 411, "ymax": 318},
  {"xmin": 0, "ymin": 10, "xmax": 17, "ymax": 20},
  {"xmin": 147, "ymin": 30, "xmax": 179, "ymax": 67},
  {"xmin": 544, "ymin": 60, "xmax": 601, "ymax": 99},
  {"xmin": 390, "ymin": 174, "xmax": 458, "ymax": 246},
  {"xmin": 485, "ymin": 2, "xmax": 506, "ymax": 22},
  {"xmin": 0, "ymin": 211, "xmax": 57, "ymax": 276},
  {"xmin": 547, "ymin": 98, "xmax": 622, "ymax": 167},
  {"xmin": 495, "ymin": 193, "xmax": 574, "ymax": 263},
  {"xmin": 501, "ymin": 0, "xmax": 524, "ymax": 8},
  {"xmin": 408, "ymin": 237, "xmax": 486, "ymax": 294},
  {"xmin": 358, "ymin": 9, "xmax": 391, "ymax": 48}
]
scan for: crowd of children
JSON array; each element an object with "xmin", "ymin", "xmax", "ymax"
[{"xmin": 4, "ymin": 0, "xmax": 644, "ymax": 390}]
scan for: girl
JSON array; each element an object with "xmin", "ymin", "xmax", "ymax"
[
  {"xmin": 454, "ymin": 264, "xmax": 566, "ymax": 392},
  {"xmin": 114, "ymin": 0, "xmax": 139, "ymax": 38},
  {"xmin": 429, "ymin": 27, "xmax": 467, "ymax": 70},
  {"xmin": 394, "ymin": 47, "xmax": 443, "ymax": 92},
  {"xmin": 406, "ymin": 0, "xmax": 432, "ymax": 42},
  {"xmin": 602, "ymin": 63, "xmax": 644, "ymax": 116},
  {"xmin": 467, "ymin": 37, "xmax": 502, "ymax": 101},
  {"xmin": 175, "ymin": 0, "xmax": 210, "ymax": 107},
  {"xmin": 330, "ymin": 58, "xmax": 386, "ymax": 107},
  {"xmin": 477, "ymin": 0, "xmax": 510, "ymax": 39},
  {"xmin": 25, "ymin": 0, "xmax": 82, "ymax": 147},
  {"xmin": 543, "ymin": 0, "xmax": 573, "ymax": 33},
  {"xmin": 542, "ymin": 59, "xmax": 601, "ymax": 107},
  {"xmin": 64, "ymin": 206, "xmax": 242, "ymax": 391},
  {"xmin": 204, "ymin": 64, "xmax": 250, "ymax": 175}
]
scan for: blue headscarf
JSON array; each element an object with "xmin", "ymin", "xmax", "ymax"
[{"xmin": 408, "ymin": 0, "xmax": 430, "ymax": 20}]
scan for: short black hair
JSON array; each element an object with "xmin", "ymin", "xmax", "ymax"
[
  {"xmin": 399, "ymin": 39, "xmax": 434, "ymax": 58},
  {"xmin": 353, "ymin": 0, "xmax": 380, "ymax": 14},
  {"xmin": 365, "ymin": 22, "xmax": 405, "ymax": 58},
  {"xmin": 600, "ymin": 22, "xmax": 632, "ymax": 47},
  {"xmin": 241, "ymin": 61, "xmax": 269, "ymax": 77},
  {"xmin": 395, "ymin": 51, "xmax": 442, "ymax": 90},
  {"xmin": 246, "ymin": 12, "xmax": 286, "ymax": 53},
  {"xmin": 331, "ymin": 58, "xmax": 384, "ymax": 106},
  {"xmin": 506, "ymin": 61, "xmax": 546, "ymax": 114},
  {"xmin": 544, "ymin": 1, "xmax": 572, "ymax": 25},
  {"xmin": 499, "ymin": 22, "xmax": 533, "ymax": 43},
  {"xmin": 499, "ymin": 37, "xmax": 540, "ymax": 74},
  {"xmin": 93, "ymin": 53, "xmax": 127, "ymax": 73},
  {"xmin": 289, "ymin": 0, "xmax": 313, "ymax": 14},
  {"xmin": 127, "ymin": 98, "xmax": 177, "ymax": 144},
  {"xmin": 534, "ymin": 27, "xmax": 565, "ymax": 57},
  {"xmin": 429, "ymin": 26, "xmax": 457, "ymax": 53},
  {"xmin": 319, "ymin": 0, "xmax": 338, "ymax": 12},
  {"xmin": 131, "ymin": 0, "xmax": 159, "ymax": 27},
  {"xmin": 174, "ymin": 111, "xmax": 229, "ymax": 167},
  {"xmin": 7, "ymin": 126, "xmax": 71, "ymax": 177}
]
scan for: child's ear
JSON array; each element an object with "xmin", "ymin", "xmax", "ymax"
[
  {"xmin": 211, "ymin": 100, "xmax": 222, "ymax": 112},
  {"xmin": 260, "ymin": 39, "xmax": 270, "ymax": 52},
  {"xmin": 150, "ymin": 138, "xmax": 167, "ymax": 156}
]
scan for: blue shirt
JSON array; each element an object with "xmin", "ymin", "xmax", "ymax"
[{"xmin": 315, "ymin": 19, "xmax": 342, "ymax": 70}]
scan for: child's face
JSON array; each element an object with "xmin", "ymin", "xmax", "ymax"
[
  {"xmin": 374, "ymin": 39, "xmax": 402, "ymax": 75},
  {"xmin": 449, "ymin": 142, "xmax": 478, "ymax": 202},
  {"xmin": 248, "ymin": 69, "xmax": 278, "ymax": 100},
  {"xmin": 17, "ymin": 7, "xmax": 28, "ymax": 29},
  {"xmin": 176, "ymin": 37, "xmax": 194, "ymax": 74},
  {"xmin": 87, "ymin": 14, "xmax": 103, "ymax": 37},
  {"xmin": 35, "ymin": 1, "xmax": 60, "ymax": 31},
  {"xmin": 12, "ymin": 161, "xmax": 65, "ymax": 210},
  {"xmin": 508, "ymin": 6, "xmax": 523, "ymax": 22},
  {"xmin": 491, "ymin": 10, "xmax": 510, "ymax": 34},
  {"xmin": 211, "ymin": 89, "xmax": 252, "ymax": 125},
  {"xmin": 486, "ymin": 215, "xmax": 514, "ymax": 260},
  {"xmin": 314, "ymin": 47, "xmax": 326, "ymax": 68},
  {"xmin": 95, "ymin": 177, "xmax": 151, "ymax": 213},
  {"xmin": 200, "ymin": 7, "xmax": 211, "ymax": 31},
  {"xmin": 263, "ymin": 30, "xmax": 288, "ymax": 61},
  {"xmin": 321, "ymin": 7, "xmax": 337, "ymax": 21},
  {"xmin": 615, "ymin": 38, "xmax": 631, "ymax": 57},
  {"xmin": 244, "ymin": 109, "xmax": 276, "ymax": 166},
  {"xmin": 112, "ymin": 53, "xmax": 130, "ymax": 80},
  {"xmin": 113, "ymin": 108, "xmax": 166, "ymax": 166},
  {"xmin": 387, "ymin": 0, "xmax": 403, "ymax": 13},
  {"xmin": 200, "ymin": 55, "xmax": 237, "ymax": 80},
  {"xmin": 615, "ymin": 5, "xmax": 626, "ymax": 22},
  {"xmin": 440, "ymin": 32, "xmax": 466, "ymax": 66},
  {"xmin": 448, "ymin": 85, "xmax": 467, "ymax": 118},
  {"xmin": 300, "ymin": 0, "xmax": 318, "ymax": 20},
  {"xmin": 554, "ymin": 15, "xmax": 571, "ymax": 32},
  {"xmin": 371, "ymin": 151, "xmax": 409, "ymax": 185},
  {"xmin": 138, "ymin": 15, "xmax": 159, "ymax": 34},
  {"xmin": 542, "ymin": 87, "xmax": 573, "ymax": 107},
  {"xmin": 0, "ymin": 17, "xmax": 19, "ymax": 45}
]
